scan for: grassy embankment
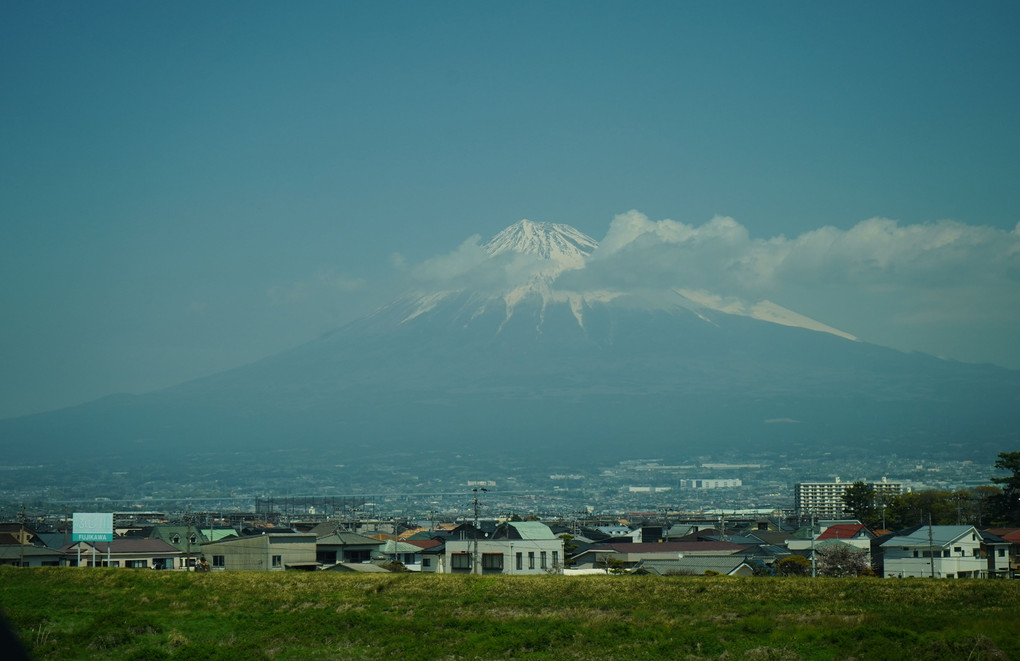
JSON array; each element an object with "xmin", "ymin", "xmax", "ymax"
[{"xmin": 1, "ymin": 567, "xmax": 1018, "ymax": 660}]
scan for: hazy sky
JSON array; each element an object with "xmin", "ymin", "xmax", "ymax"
[{"xmin": 2, "ymin": 2, "xmax": 1019, "ymax": 419}]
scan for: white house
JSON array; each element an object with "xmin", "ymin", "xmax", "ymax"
[
  {"xmin": 879, "ymin": 525, "xmax": 988, "ymax": 578},
  {"xmin": 442, "ymin": 521, "xmax": 564, "ymax": 575}
]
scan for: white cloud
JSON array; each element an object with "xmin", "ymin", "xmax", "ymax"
[
  {"xmin": 586, "ymin": 211, "xmax": 1019, "ymax": 294},
  {"xmin": 393, "ymin": 211, "xmax": 1019, "ymax": 366},
  {"xmin": 576, "ymin": 211, "xmax": 1020, "ymax": 367},
  {"xmin": 411, "ymin": 235, "xmax": 489, "ymax": 282}
]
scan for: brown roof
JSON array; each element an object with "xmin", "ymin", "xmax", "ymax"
[
  {"xmin": 403, "ymin": 539, "xmax": 443, "ymax": 550},
  {"xmin": 985, "ymin": 528, "xmax": 1020, "ymax": 543},
  {"xmin": 817, "ymin": 524, "xmax": 868, "ymax": 540}
]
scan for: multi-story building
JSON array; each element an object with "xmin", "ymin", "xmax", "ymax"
[
  {"xmin": 680, "ymin": 479, "xmax": 742, "ymax": 490},
  {"xmin": 794, "ymin": 477, "xmax": 902, "ymax": 518}
]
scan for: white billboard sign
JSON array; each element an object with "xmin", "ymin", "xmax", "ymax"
[{"xmin": 72, "ymin": 512, "xmax": 113, "ymax": 542}]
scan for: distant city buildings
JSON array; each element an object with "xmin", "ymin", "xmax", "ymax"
[
  {"xmin": 794, "ymin": 477, "xmax": 903, "ymax": 518},
  {"xmin": 680, "ymin": 479, "xmax": 743, "ymax": 490}
]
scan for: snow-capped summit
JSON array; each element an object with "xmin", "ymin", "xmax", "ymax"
[{"xmin": 484, "ymin": 219, "xmax": 598, "ymax": 265}]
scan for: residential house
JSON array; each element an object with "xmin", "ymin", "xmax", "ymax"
[
  {"xmin": 877, "ymin": 525, "xmax": 990, "ymax": 578},
  {"xmin": 150, "ymin": 525, "xmax": 208, "ymax": 567},
  {"xmin": 977, "ymin": 530, "xmax": 1012, "ymax": 578},
  {"xmin": 314, "ymin": 532, "xmax": 384, "ymax": 565},
  {"xmin": 0, "ymin": 525, "xmax": 65, "ymax": 567},
  {"xmin": 377, "ymin": 539, "xmax": 426, "ymax": 568},
  {"xmin": 442, "ymin": 521, "xmax": 564, "ymax": 575},
  {"xmin": 571, "ymin": 541, "xmax": 748, "ymax": 572},
  {"xmin": 0, "ymin": 540, "xmax": 64, "ymax": 567},
  {"xmin": 61, "ymin": 539, "xmax": 183, "ymax": 569},
  {"xmin": 985, "ymin": 528, "xmax": 1020, "ymax": 578},
  {"xmin": 201, "ymin": 532, "xmax": 317, "ymax": 571},
  {"xmin": 632, "ymin": 556, "xmax": 756, "ymax": 576},
  {"xmin": 786, "ymin": 522, "xmax": 875, "ymax": 568}
]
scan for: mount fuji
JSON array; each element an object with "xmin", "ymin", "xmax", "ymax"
[{"xmin": 2, "ymin": 220, "xmax": 1018, "ymax": 466}]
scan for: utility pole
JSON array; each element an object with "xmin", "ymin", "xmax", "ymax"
[
  {"xmin": 19, "ymin": 503, "xmax": 26, "ymax": 568},
  {"xmin": 472, "ymin": 487, "xmax": 486, "ymax": 575},
  {"xmin": 186, "ymin": 505, "xmax": 193, "ymax": 570},
  {"xmin": 810, "ymin": 512, "xmax": 816, "ymax": 578}
]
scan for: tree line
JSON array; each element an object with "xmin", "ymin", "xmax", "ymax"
[{"xmin": 841, "ymin": 451, "xmax": 1020, "ymax": 530}]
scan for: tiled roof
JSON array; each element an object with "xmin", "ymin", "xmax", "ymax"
[
  {"xmin": 817, "ymin": 524, "xmax": 866, "ymax": 540},
  {"xmin": 985, "ymin": 528, "xmax": 1020, "ymax": 543},
  {"xmin": 403, "ymin": 539, "xmax": 443, "ymax": 549}
]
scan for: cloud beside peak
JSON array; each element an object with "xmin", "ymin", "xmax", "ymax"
[{"xmin": 586, "ymin": 210, "xmax": 1020, "ymax": 295}]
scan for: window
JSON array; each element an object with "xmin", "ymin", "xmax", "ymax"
[
  {"xmin": 972, "ymin": 549, "xmax": 980, "ymax": 557},
  {"xmin": 272, "ymin": 555, "xmax": 282, "ymax": 568},
  {"xmin": 482, "ymin": 553, "xmax": 504, "ymax": 571},
  {"xmin": 422, "ymin": 558, "xmax": 431, "ymax": 568},
  {"xmin": 212, "ymin": 555, "xmax": 225, "ymax": 567},
  {"xmin": 540, "ymin": 551, "xmax": 547, "ymax": 569},
  {"xmin": 999, "ymin": 548, "xmax": 1007, "ymax": 557},
  {"xmin": 516, "ymin": 552, "xmax": 523, "ymax": 571},
  {"xmin": 913, "ymin": 551, "xmax": 919, "ymax": 558},
  {"xmin": 954, "ymin": 547, "xmax": 962, "ymax": 553},
  {"xmin": 451, "ymin": 553, "xmax": 472, "ymax": 571},
  {"xmin": 125, "ymin": 560, "xmax": 147, "ymax": 568},
  {"xmin": 552, "ymin": 551, "xmax": 559, "ymax": 568},
  {"xmin": 171, "ymin": 535, "xmax": 181, "ymax": 544},
  {"xmin": 528, "ymin": 552, "xmax": 535, "ymax": 569},
  {"xmin": 943, "ymin": 550, "xmax": 950, "ymax": 557}
]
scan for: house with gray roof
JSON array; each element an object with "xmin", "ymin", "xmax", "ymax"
[
  {"xmin": 201, "ymin": 532, "xmax": 317, "ymax": 571},
  {"xmin": 441, "ymin": 521, "xmax": 564, "ymax": 575},
  {"xmin": 632, "ymin": 556, "xmax": 756, "ymax": 576},
  {"xmin": 571, "ymin": 541, "xmax": 748, "ymax": 571},
  {"xmin": 315, "ymin": 531, "xmax": 384, "ymax": 565},
  {"xmin": 878, "ymin": 525, "xmax": 991, "ymax": 578}
]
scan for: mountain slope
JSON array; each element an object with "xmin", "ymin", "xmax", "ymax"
[{"xmin": 1, "ymin": 220, "xmax": 1017, "ymax": 466}]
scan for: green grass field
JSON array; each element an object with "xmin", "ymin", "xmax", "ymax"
[{"xmin": 1, "ymin": 567, "xmax": 1018, "ymax": 660}]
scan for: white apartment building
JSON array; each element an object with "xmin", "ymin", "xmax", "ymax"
[{"xmin": 794, "ymin": 477, "xmax": 902, "ymax": 518}]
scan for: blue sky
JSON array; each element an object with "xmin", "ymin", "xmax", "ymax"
[{"xmin": 2, "ymin": 2, "xmax": 1019, "ymax": 418}]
